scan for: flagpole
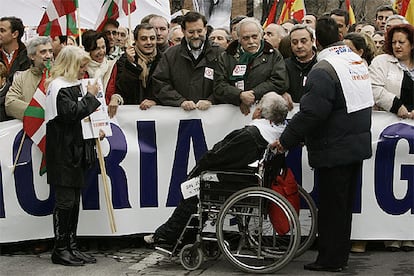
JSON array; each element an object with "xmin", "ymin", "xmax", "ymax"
[
  {"xmin": 77, "ymin": 7, "xmax": 82, "ymax": 47},
  {"xmin": 96, "ymin": 138, "xmax": 117, "ymax": 233},
  {"xmin": 128, "ymin": 3, "xmax": 132, "ymax": 47},
  {"xmin": 12, "ymin": 132, "xmax": 26, "ymax": 174}
]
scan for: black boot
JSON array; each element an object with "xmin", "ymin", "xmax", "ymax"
[
  {"xmin": 68, "ymin": 205, "xmax": 97, "ymax": 264},
  {"xmin": 51, "ymin": 208, "xmax": 84, "ymax": 266}
]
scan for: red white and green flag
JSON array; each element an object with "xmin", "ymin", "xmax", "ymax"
[
  {"xmin": 22, "ymin": 71, "xmax": 48, "ymax": 175},
  {"xmin": 37, "ymin": 0, "xmax": 79, "ymax": 37},
  {"xmin": 95, "ymin": 0, "xmax": 136, "ymax": 31}
]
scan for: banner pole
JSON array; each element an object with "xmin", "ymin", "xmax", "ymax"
[
  {"xmin": 95, "ymin": 138, "xmax": 117, "ymax": 233},
  {"xmin": 77, "ymin": 7, "xmax": 82, "ymax": 47},
  {"xmin": 128, "ymin": 3, "xmax": 132, "ymax": 47},
  {"xmin": 12, "ymin": 132, "xmax": 26, "ymax": 174}
]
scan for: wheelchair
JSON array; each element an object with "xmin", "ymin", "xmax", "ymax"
[{"xmin": 155, "ymin": 148, "xmax": 317, "ymax": 274}]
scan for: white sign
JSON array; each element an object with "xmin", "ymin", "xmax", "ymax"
[{"xmin": 80, "ymin": 78, "xmax": 112, "ymax": 139}]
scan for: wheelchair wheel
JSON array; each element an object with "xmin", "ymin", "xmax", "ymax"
[
  {"xmin": 295, "ymin": 185, "xmax": 318, "ymax": 257},
  {"xmin": 179, "ymin": 244, "xmax": 203, "ymax": 271},
  {"xmin": 216, "ymin": 187, "xmax": 300, "ymax": 274}
]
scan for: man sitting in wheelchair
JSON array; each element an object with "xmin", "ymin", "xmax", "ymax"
[{"xmin": 144, "ymin": 91, "xmax": 289, "ymax": 246}]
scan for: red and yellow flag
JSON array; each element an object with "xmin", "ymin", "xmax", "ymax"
[
  {"xmin": 277, "ymin": 0, "xmax": 306, "ymax": 25},
  {"xmin": 345, "ymin": 0, "xmax": 356, "ymax": 25},
  {"xmin": 263, "ymin": 0, "xmax": 279, "ymax": 28},
  {"xmin": 394, "ymin": 0, "xmax": 414, "ymax": 25}
]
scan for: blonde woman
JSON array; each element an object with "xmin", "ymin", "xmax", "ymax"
[{"xmin": 45, "ymin": 46, "xmax": 101, "ymax": 266}]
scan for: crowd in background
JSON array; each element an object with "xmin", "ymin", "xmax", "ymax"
[{"xmin": 0, "ymin": 2, "xmax": 413, "ymax": 269}]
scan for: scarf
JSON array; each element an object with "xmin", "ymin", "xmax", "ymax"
[
  {"xmin": 134, "ymin": 45, "xmax": 157, "ymax": 88},
  {"xmin": 86, "ymin": 57, "xmax": 112, "ymax": 90},
  {"xmin": 318, "ymin": 44, "xmax": 374, "ymax": 113},
  {"xmin": 230, "ymin": 40, "xmax": 264, "ymax": 81},
  {"xmin": 45, "ymin": 77, "xmax": 81, "ymax": 123},
  {"xmin": 248, "ymin": 118, "xmax": 286, "ymax": 144}
]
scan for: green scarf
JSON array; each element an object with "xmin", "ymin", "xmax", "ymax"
[{"xmin": 230, "ymin": 40, "xmax": 264, "ymax": 81}]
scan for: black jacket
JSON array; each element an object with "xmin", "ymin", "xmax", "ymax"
[
  {"xmin": 152, "ymin": 40, "xmax": 222, "ymax": 106},
  {"xmin": 46, "ymin": 85, "xmax": 100, "ymax": 188},
  {"xmin": 284, "ymin": 53, "xmax": 317, "ymax": 103},
  {"xmin": 189, "ymin": 125, "xmax": 268, "ymax": 178},
  {"xmin": 0, "ymin": 42, "xmax": 31, "ymax": 83},
  {"xmin": 116, "ymin": 51, "xmax": 161, "ymax": 104},
  {"xmin": 214, "ymin": 40, "xmax": 288, "ymax": 105},
  {"xmin": 280, "ymin": 59, "xmax": 372, "ymax": 168}
]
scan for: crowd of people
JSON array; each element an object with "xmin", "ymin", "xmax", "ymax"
[{"xmin": 0, "ymin": 2, "xmax": 413, "ymax": 272}]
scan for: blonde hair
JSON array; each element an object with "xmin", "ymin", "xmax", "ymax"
[{"xmin": 47, "ymin": 45, "xmax": 90, "ymax": 85}]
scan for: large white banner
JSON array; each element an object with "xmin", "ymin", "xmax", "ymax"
[{"xmin": 0, "ymin": 105, "xmax": 413, "ymax": 242}]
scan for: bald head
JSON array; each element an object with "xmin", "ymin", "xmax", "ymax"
[{"xmin": 264, "ymin": 23, "xmax": 287, "ymax": 49}]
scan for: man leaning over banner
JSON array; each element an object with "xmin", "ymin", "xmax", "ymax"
[
  {"xmin": 5, "ymin": 36, "xmax": 53, "ymax": 120},
  {"xmin": 214, "ymin": 17, "xmax": 290, "ymax": 115}
]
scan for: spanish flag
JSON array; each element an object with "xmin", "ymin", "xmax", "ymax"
[
  {"xmin": 263, "ymin": 0, "xmax": 279, "ymax": 28},
  {"xmin": 276, "ymin": 0, "xmax": 306, "ymax": 25},
  {"xmin": 394, "ymin": 0, "xmax": 414, "ymax": 25},
  {"xmin": 345, "ymin": 0, "xmax": 356, "ymax": 25}
]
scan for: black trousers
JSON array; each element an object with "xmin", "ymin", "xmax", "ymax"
[
  {"xmin": 54, "ymin": 186, "xmax": 81, "ymax": 210},
  {"xmin": 315, "ymin": 162, "xmax": 362, "ymax": 267}
]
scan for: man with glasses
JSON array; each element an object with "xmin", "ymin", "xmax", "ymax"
[
  {"xmin": 374, "ymin": 5, "xmax": 397, "ymax": 31},
  {"xmin": 102, "ymin": 19, "xmax": 123, "ymax": 60}
]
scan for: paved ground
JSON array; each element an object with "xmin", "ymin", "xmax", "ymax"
[{"xmin": 0, "ymin": 238, "xmax": 413, "ymax": 276}]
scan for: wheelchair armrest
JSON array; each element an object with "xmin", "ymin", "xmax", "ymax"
[{"xmin": 200, "ymin": 170, "xmax": 259, "ymax": 184}]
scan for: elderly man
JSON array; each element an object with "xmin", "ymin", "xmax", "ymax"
[
  {"xmin": 302, "ymin": 14, "xmax": 317, "ymax": 30},
  {"xmin": 209, "ymin": 28, "xmax": 231, "ymax": 49},
  {"xmin": 168, "ymin": 25, "xmax": 184, "ymax": 46},
  {"xmin": 116, "ymin": 23, "xmax": 161, "ymax": 109},
  {"xmin": 148, "ymin": 15, "xmax": 170, "ymax": 53},
  {"xmin": 214, "ymin": 17, "xmax": 288, "ymax": 115},
  {"xmin": 284, "ymin": 24, "xmax": 317, "ymax": 103},
  {"xmin": 5, "ymin": 36, "xmax": 53, "ymax": 120},
  {"xmin": 152, "ymin": 12, "xmax": 222, "ymax": 111},
  {"xmin": 144, "ymin": 92, "xmax": 289, "ymax": 245},
  {"xmin": 264, "ymin": 23, "xmax": 287, "ymax": 49}
]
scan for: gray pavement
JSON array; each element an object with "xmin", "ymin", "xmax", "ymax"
[{"xmin": 0, "ymin": 240, "xmax": 413, "ymax": 276}]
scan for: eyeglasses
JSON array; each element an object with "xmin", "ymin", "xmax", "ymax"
[{"xmin": 105, "ymin": 30, "xmax": 119, "ymax": 36}]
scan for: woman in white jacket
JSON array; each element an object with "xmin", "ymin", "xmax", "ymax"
[
  {"xmin": 369, "ymin": 23, "xmax": 414, "ymax": 252},
  {"xmin": 369, "ymin": 24, "xmax": 414, "ymax": 119}
]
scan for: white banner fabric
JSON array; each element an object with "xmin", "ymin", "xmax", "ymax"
[{"xmin": 0, "ymin": 105, "xmax": 413, "ymax": 242}]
